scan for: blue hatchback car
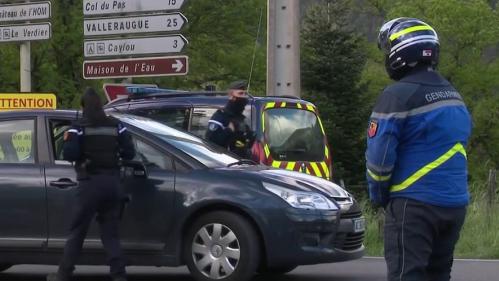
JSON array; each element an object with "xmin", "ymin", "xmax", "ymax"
[{"xmin": 0, "ymin": 110, "xmax": 364, "ymax": 281}]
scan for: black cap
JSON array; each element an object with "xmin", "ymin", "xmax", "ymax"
[{"xmin": 228, "ymin": 80, "xmax": 248, "ymax": 91}]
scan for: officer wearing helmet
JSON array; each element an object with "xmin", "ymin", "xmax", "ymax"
[
  {"xmin": 366, "ymin": 18, "xmax": 472, "ymax": 280},
  {"xmin": 47, "ymin": 88, "xmax": 135, "ymax": 281},
  {"xmin": 206, "ymin": 81, "xmax": 256, "ymax": 159}
]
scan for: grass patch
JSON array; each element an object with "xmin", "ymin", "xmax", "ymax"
[{"xmin": 361, "ymin": 195, "xmax": 499, "ymax": 258}]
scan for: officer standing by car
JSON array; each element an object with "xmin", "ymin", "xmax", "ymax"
[
  {"xmin": 206, "ymin": 81, "xmax": 255, "ymax": 159},
  {"xmin": 47, "ymin": 88, "xmax": 135, "ymax": 281},
  {"xmin": 366, "ymin": 18, "xmax": 472, "ymax": 281}
]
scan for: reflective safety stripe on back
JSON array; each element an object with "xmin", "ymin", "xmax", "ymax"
[{"xmin": 390, "ymin": 143, "xmax": 467, "ymax": 192}]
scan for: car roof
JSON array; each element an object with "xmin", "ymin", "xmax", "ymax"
[
  {"xmin": 105, "ymin": 91, "xmax": 315, "ymax": 108},
  {"xmin": 0, "ymin": 109, "xmax": 77, "ymax": 118}
]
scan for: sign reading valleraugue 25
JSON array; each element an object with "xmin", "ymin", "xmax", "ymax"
[{"xmin": 83, "ymin": 0, "xmax": 186, "ymax": 16}]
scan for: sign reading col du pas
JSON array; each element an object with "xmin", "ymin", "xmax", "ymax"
[
  {"xmin": 84, "ymin": 13, "xmax": 187, "ymax": 36},
  {"xmin": 84, "ymin": 35, "xmax": 187, "ymax": 57},
  {"xmin": 0, "ymin": 1, "xmax": 51, "ymax": 22},
  {"xmin": 83, "ymin": 0, "xmax": 186, "ymax": 16}
]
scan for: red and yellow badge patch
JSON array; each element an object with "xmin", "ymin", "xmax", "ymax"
[{"xmin": 368, "ymin": 120, "xmax": 378, "ymax": 138}]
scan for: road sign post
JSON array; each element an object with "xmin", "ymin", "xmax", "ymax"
[
  {"xmin": 83, "ymin": 56, "xmax": 188, "ymax": 79},
  {"xmin": 82, "ymin": 0, "xmax": 189, "ymax": 80},
  {"xmin": 0, "ymin": 0, "xmax": 52, "ymax": 92}
]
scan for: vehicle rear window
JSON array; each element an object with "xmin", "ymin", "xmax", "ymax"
[
  {"xmin": 133, "ymin": 107, "xmax": 190, "ymax": 131},
  {"xmin": 191, "ymin": 107, "xmax": 219, "ymax": 138},
  {"xmin": 264, "ymin": 108, "xmax": 325, "ymax": 162}
]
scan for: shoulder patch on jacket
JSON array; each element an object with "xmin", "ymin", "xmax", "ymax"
[{"xmin": 368, "ymin": 119, "xmax": 378, "ymax": 138}]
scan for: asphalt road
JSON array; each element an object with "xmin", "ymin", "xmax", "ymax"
[{"xmin": 1, "ymin": 258, "xmax": 498, "ymax": 281}]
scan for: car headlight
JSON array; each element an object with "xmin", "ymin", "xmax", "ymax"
[{"xmin": 263, "ymin": 182, "xmax": 338, "ymax": 210}]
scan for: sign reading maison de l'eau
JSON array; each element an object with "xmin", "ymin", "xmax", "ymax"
[
  {"xmin": 83, "ymin": 0, "xmax": 187, "ymax": 16},
  {"xmin": 0, "ymin": 1, "xmax": 51, "ymax": 22}
]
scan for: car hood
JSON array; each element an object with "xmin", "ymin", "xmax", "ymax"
[{"xmin": 216, "ymin": 166, "xmax": 350, "ymax": 199}]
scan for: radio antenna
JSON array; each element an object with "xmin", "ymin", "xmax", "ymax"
[{"xmin": 247, "ymin": 7, "xmax": 264, "ymax": 93}]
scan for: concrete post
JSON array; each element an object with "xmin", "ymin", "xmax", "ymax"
[{"xmin": 267, "ymin": 0, "xmax": 301, "ymax": 97}]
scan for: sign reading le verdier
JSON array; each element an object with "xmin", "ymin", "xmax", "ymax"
[{"xmin": 83, "ymin": 0, "xmax": 186, "ymax": 16}]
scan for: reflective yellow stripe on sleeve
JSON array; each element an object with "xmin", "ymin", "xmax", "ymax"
[
  {"xmin": 389, "ymin": 25, "xmax": 434, "ymax": 41},
  {"xmin": 367, "ymin": 169, "xmax": 392, "ymax": 182},
  {"xmin": 391, "ymin": 143, "xmax": 467, "ymax": 192}
]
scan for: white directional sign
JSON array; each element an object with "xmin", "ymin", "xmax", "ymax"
[
  {"xmin": 84, "ymin": 35, "xmax": 187, "ymax": 57},
  {"xmin": 0, "ymin": 23, "xmax": 51, "ymax": 43},
  {"xmin": 83, "ymin": 0, "xmax": 186, "ymax": 16},
  {"xmin": 84, "ymin": 13, "xmax": 187, "ymax": 37},
  {"xmin": 0, "ymin": 1, "xmax": 51, "ymax": 22}
]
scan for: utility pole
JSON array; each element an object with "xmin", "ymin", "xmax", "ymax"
[
  {"xmin": 20, "ymin": 0, "xmax": 32, "ymax": 92},
  {"xmin": 267, "ymin": 0, "xmax": 301, "ymax": 97}
]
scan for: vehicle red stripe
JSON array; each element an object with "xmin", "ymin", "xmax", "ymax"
[{"xmin": 279, "ymin": 161, "xmax": 287, "ymax": 169}]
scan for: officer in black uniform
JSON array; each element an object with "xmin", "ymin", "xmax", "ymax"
[
  {"xmin": 47, "ymin": 88, "xmax": 135, "ymax": 281},
  {"xmin": 206, "ymin": 81, "xmax": 255, "ymax": 159}
]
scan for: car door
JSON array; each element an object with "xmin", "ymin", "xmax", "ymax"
[
  {"xmin": 43, "ymin": 118, "xmax": 101, "ymax": 249},
  {"xmin": 0, "ymin": 118, "xmax": 47, "ymax": 249},
  {"xmin": 118, "ymin": 135, "xmax": 176, "ymax": 251},
  {"xmin": 44, "ymin": 118, "xmax": 176, "ymax": 252}
]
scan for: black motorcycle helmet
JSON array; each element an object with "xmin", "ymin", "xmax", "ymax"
[{"xmin": 378, "ymin": 18, "xmax": 440, "ymax": 80}]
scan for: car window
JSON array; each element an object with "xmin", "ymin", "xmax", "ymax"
[
  {"xmin": 133, "ymin": 107, "xmax": 190, "ymax": 131},
  {"xmin": 0, "ymin": 119, "xmax": 35, "ymax": 164},
  {"xmin": 264, "ymin": 108, "xmax": 325, "ymax": 162},
  {"xmin": 49, "ymin": 119, "xmax": 73, "ymax": 162},
  {"xmin": 133, "ymin": 137, "xmax": 174, "ymax": 171},
  {"xmin": 191, "ymin": 107, "xmax": 219, "ymax": 138}
]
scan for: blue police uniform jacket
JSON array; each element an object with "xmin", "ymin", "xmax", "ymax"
[{"xmin": 366, "ymin": 67, "xmax": 472, "ymax": 207}]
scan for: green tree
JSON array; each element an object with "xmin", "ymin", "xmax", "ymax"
[{"xmin": 302, "ymin": 0, "xmax": 369, "ymax": 186}]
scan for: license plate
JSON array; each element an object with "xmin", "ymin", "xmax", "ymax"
[{"xmin": 353, "ymin": 218, "xmax": 365, "ymax": 233}]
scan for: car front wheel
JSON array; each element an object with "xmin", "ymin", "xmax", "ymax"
[
  {"xmin": 0, "ymin": 264, "xmax": 12, "ymax": 272},
  {"xmin": 184, "ymin": 211, "xmax": 261, "ymax": 281}
]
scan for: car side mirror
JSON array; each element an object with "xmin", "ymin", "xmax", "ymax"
[{"xmin": 122, "ymin": 160, "xmax": 148, "ymax": 179}]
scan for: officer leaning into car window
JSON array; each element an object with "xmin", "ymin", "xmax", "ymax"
[
  {"xmin": 47, "ymin": 88, "xmax": 135, "ymax": 281},
  {"xmin": 206, "ymin": 81, "xmax": 256, "ymax": 159},
  {"xmin": 366, "ymin": 18, "xmax": 472, "ymax": 281}
]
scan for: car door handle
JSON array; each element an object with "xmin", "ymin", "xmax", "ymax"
[{"xmin": 50, "ymin": 179, "xmax": 78, "ymax": 189}]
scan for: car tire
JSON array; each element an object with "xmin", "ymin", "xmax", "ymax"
[
  {"xmin": 0, "ymin": 264, "xmax": 12, "ymax": 272},
  {"xmin": 184, "ymin": 211, "xmax": 261, "ymax": 281},
  {"xmin": 259, "ymin": 265, "xmax": 298, "ymax": 275}
]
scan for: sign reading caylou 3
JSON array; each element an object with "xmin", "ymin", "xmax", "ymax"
[{"xmin": 82, "ymin": 0, "xmax": 189, "ymax": 79}]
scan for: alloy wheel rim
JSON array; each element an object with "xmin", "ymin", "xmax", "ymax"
[{"xmin": 192, "ymin": 223, "xmax": 241, "ymax": 279}]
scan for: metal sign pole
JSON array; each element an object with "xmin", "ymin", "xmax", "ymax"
[
  {"xmin": 20, "ymin": 41, "xmax": 31, "ymax": 92},
  {"xmin": 20, "ymin": 0, "xmax": 32, "ymax": 92}
]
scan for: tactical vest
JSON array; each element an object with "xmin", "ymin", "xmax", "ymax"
[{"xmin": 82, "ymin": 124, "xmax": 120, "ymax": 170}]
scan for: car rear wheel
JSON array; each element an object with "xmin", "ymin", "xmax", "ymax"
[
  {"xmin": 0, "ymin": 264, "xmax": 12, "ymax": 272},
  {"xmin": 184, "ymin": 211, "xmax": 261, "ymax": 281}
]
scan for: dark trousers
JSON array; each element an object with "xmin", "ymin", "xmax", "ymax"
[
  {"xmin": 384, "ymin": 198, "xmax": 466, "ymax": 281},
  {"xmin": 58, "ymin": 173, "xmax": 126, "ymax": 280}
]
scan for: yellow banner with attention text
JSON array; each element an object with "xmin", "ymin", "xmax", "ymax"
[{"xmin": 0, "ymin": 93, "xmax": 57, "ymax": 110}]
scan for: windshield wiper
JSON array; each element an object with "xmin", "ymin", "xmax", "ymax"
[{"xmin": 227, "ymin": 159, "xmax": 257, "ymax": 167}]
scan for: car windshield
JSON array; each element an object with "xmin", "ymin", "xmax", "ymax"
[
  {"xmin": 264, "ymin": 108, "xmax": 325, "ymax": 162},
  {"xmin": 115, "ymin": 114, "xmax": 238, "ymax": 168}
]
